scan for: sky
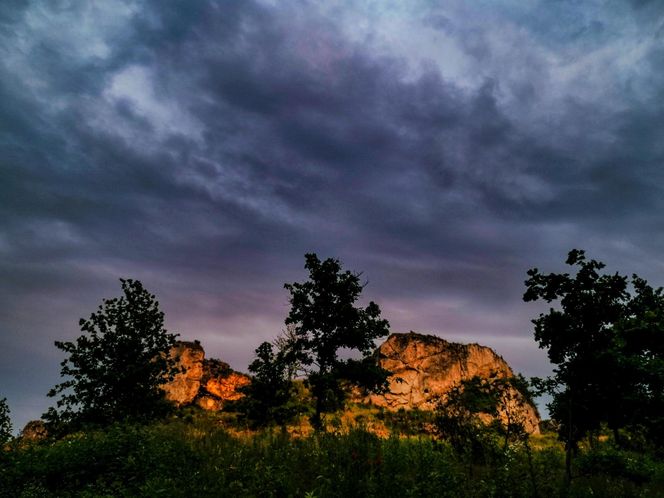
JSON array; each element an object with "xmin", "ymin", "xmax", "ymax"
[{"xmin": 2, "ymin": 0, "xmax": 664, "ymax": 431}]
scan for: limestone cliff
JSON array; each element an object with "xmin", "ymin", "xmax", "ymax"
[
  {"xmin": 366, "ymin": 332, "xmax": 540, "ymax": 433},
  {"xmin": 162, "ymin": 341, "xmax": 249, "ymax": 410}
]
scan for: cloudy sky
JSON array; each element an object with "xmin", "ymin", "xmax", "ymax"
[{"xmin": 2, "ymin": 0, "xmax": 664, "ymax": 430}]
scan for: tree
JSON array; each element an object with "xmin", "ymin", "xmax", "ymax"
[
  {"xmin": 235, "ymin": 341, "xmax": 306, "ymax": 428},
  {"xmin": 45, "ymin": 279, "xmax": 180, "ymax": 430},
  {"xmin": 523, "ymin": 249, "xmax": 664, "ymax": 477},
  {"xmin": 434, "ymin": 376, "xmax": 500, "ymax": 461},
  {"xmin": 614, "ymin": 276, "xmax": 664, "ymax": 450},
  {"xmin": 434, "ymin": 373, "xmax": 539, "ymax": 494},
  {"xmin": 434, "ymin": 373, "xmax": 535, "ymax": 453},
  {"xmin": 284, "ymin": 253, "xmax": 391, "ymax": 429},
  {"xmin": 0, "ymin": 397, "xmax": 11, "ymax": 445}
]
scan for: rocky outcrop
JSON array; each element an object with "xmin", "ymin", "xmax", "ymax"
[
  {"xmin": 20, "ymin": 420, "xmax": 48, "ymax": 441},
  {"xmin": 162, "ymin": 341, "xmax": 205, "ymax": 406},
  {"xmin": 196, "ymin": 358, "xmax": 250, "ymax": 410},
  {"xmin": 164, "ymin": 335, "xmax": 539, "ymax": 433},
  {"xmin": 163, "ymin": 341, "xmax": 249, "ymax": 410},
  {"xmin": 366, "ymin": 332, "xmax": 540, "ymax": 433}
]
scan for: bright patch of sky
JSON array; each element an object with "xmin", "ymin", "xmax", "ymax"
[{"xmin": 104, "ymin": 65, "xmax": 203, "ymax": 142}]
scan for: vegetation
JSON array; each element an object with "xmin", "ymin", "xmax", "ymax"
[
  {"xmin": 234, "ymin": 341, "xmax": 308, "ymax": 428},
  {"xmin": 0, "ymin": 397, "xmax": 11, "ymax": 445},
  {"xmin": 283, "ymin": 253, "xmax": 391, "ymax": 429},
  {"xmin": 524, "ymin": 249, "xmax": 664, "ymax": 479},
  {"xmin": 44, "ymin": 279, "xmax": 180, "ymax": 432},
  {"xmin": 2, "ymin": 413, "xmax": 663, "ymax": 498},
  {"xmin": 434, "ymin": 373, "xmax": 534, "ymax": 454}
]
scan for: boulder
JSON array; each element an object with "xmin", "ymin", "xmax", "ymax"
[{"xmin": 366, "ymin": 332, "xmax": 540, "ymax": 433}]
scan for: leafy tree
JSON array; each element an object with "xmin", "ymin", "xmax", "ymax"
[
  {"xmin": 524, "ymin": 249, "xmax": 664, "ymax": 476},
  {"xmin": 235, "ymin": 341, "xmax": 306, "ymax": 428},
  {"xmin": 45, "ymin": 279, "xmax": 180, "ymax": 430},
  {"xmin": 434, "ymin": 376, "xmax": 498, "ymax": 460},
  {"xmin": 284, "ymin": 253, "xmax": 391, "ymax": 429},
  {"xmin": 434, "ymin": 373, "xmax": 535, "ymax": 454},
  {"xmin": 614, "ymin": 276, "xmax": 664, "ymax": 450},
  {"xmin": 0, "ymin": 397, "xmax": 11, "ymax": 445},
  {"xmin": 434, "ymin": 373, "xmax": 539, "ymax": 493}
]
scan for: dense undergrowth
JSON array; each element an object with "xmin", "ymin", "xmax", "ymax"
[{"xmin": 2, "ymin": 410, "xmax": 663, "ymax": 498}]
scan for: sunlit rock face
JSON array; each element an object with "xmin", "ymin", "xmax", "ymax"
[
  {"xmin": 20, "ymin": 420, "xmax": 48, "ymax": 441},
  {"xmin": 162, "ymin": 342, "xmax": 249, "ymax": 410},
  {"xmin": 162, "ymin": 341, "xmax": 205, "ymax": 406},
  {"xmin": 196, "ymin": 359, "xmax": 250, "ymax": 410},
  {"xmin": 367, "ymin": 332, "xmax": 540, "ymax": 434}
]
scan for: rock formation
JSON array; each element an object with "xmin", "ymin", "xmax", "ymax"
[
  {"xmin": 196, "ymin": 358, "xmax": 250, "ymax": 411},
  {"xmin": 20, "ymin": 420, "xmax": 48, "ymax": 441},
  {"xmin": 366, "ymin": 332, "xmax": 540, "ymax": 433},
  {"xmin": 163, "ymin": 335, "xmax": 539, "ymax": 433},
  {"xmin": 162, "ymin": 341, "xmax": 205, "ymax": 406},
  {"xmin": 162, "ymin": 341, "xmax": 249, "ymax": 410}
]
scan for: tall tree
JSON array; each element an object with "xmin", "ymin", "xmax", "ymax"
[
  {"xmin": 284, "ymin": 253, "xmax": 391, "ymax": 429},
  {"xmin": 235, "ymin": 341, "xmax": 306, "ymax": 428},
  {"xmin": 45, "ymin": 279, "xmax": 180, "ymax": 430},
  {"xmin": 614, "ymin": 276, "xmax": 664, "ymax": 448},
  {"xmin": 523, "ymin": 249, "xmax": 664, "ymax": 476}
]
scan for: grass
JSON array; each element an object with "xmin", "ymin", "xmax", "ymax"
[{"xmin": 1, "ymin": 410, "xmax": 663, "ymax": 497}]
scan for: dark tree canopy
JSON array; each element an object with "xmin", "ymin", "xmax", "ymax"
[
  {"xmin": 45, "ymin": 279, "xmax": 180, "ymax": 430},
  {"xmin": 284, "ymin": 253, "xmax": 391, "ymax": 429},
  {"xmin": 616, "ymin": 276, "xmax": 664, "ymax": 448},
  {"xmin": 524, "ymin": 249, "xmax": 664, "ymax": 476},
  {"xmin": 434, "ymin": 373, "xmax": 535, "ymax": 457},
  {"xmin": 525, "ymin": 250, "xmax": 628, "ymax": 440},
  {"xmin": 235, "ymin": 341, "xmax": 306, "ymax": 428}
]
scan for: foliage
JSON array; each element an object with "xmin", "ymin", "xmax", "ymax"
[
  {"xmin": 616, "ymin": 276, "xmax": 664, "ymax": 450},
  {"xmin": 2, "ymin": 414, "xmax": 661, "ymax": 498},
  {"xmin": 433, "ymin": 373, "xmax": 535, "ymax": 460},
  {"xmin": 0, "ymin": 397, "xmax": 11, "ymax": 445},
  {"xmin": 235, "ymin": 341, "xmax": 308, "ymax": 428},
  {"xmin": 44, "ymin": 279, "xmax": 180, "ymax": 431},
  {"xmin": 524, "ymin": 249, "xmax": 664, "ymax": 477},
  {"xmin": 284, "ymin": 253, "xmax": 391, "ymax": 429}
]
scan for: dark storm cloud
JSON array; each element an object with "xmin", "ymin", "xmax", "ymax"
[{"xmin": 2, "ymin": 0, "xmax": 664, "ymax": 428}]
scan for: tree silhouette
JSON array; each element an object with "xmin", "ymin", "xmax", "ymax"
[
  {"xmin": 614, "ymin": 276, "xmax": 664, "ymax": 449},
  {"xmin": 284, "ymin": 253, "xmax": 391, "ymax": 429},
  {"xmin": 235, "ymin": 341, "xmax": 306, "ymax": 428},
  {"xmin": 45, "ymin": 279, "xmax": 179, "ymax": 430},
  {"xmin": 524, "ymin": 249, "xmax": 664, "ymax": 477},
  {"xmin": 435, "ymin": 373, "xmax": 535, "ymax": 451}
]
